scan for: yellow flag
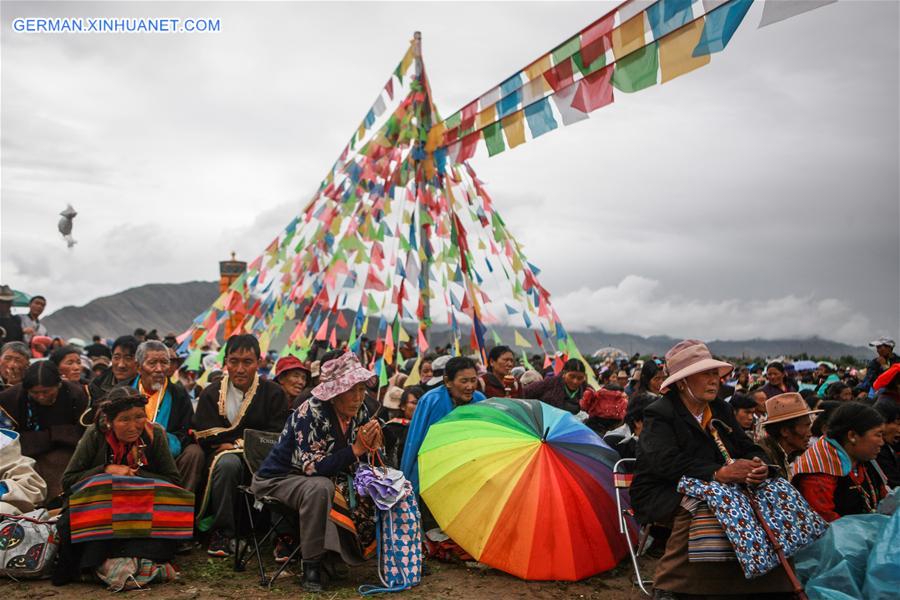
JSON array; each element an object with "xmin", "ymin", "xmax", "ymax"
[
  {"xmin": 405, "ymin": 354, "xmax": 423, "ymax": 386},
  {"xmin": 501, "ymin": 112, "xmax": 526, "ymax": 149},
  {"xmin": 613, "ymin": 13, "xmax": 645, "ymax": 59},
  {"xmin": 514, "ymin": 330, "xmax": 532, "ymax": 348},
  {"xmin": 659, "ymin": 18, "xmax": 710, "ymax": 84},
  {"xmin": 476, "ymin": 104, "xmax": 497, "ymax": 129},
  {"xmin": 524, "ymin": 54, "xmax": 552, "ymax": 81}
]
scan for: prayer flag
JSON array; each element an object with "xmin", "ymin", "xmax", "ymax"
[
  {"xmin": 571, "ymin": 65, "xmax": 614, "ymax": 113},
  {"xmin": 758, "ymin": 0, "xmax": 836, "ymax": 28},
  {"xmin": 579, "ymin": 13, "xmax": 614, "ymax": 65},
  {"xmin": 612, "ymin": 13, "xmax": 646, "ymax": 59},
  {"xmin": 660, "ymin": 19, "xmax": 711, "ymax": 83},
  {"xmin": 483, "ymin": 122, "xmax": 506, "ymax": 157},
  {"xmin": 646, "ymin": 0, "xmax": 694, "ymax": 39},
  {"xmin": 501, "ymin": 111, "xmax": 527, "ymax": 149},
  {"xmin": 523, "ymin": 97, "xmax": 558, "ymax": 139},
  {"xmin": 612, "ymin": 42, "xmax": 659, "ymax": 93},
  {"xmin": 514, "ymin": 330, "xmax": 532, "ymax": 348},
  {"xmin": 551, "ymin": 82, "xmax": 590, "ymax": 126},
  {"xmin": 693, "ymin": 0, "xmax": 753, "ymax": 56}
]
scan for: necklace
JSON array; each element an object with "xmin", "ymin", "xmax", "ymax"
[{"xmin": 849, "ymin": 466, "xmax": 879, "ymax": 513}]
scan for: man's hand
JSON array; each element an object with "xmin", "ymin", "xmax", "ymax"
[{"xmin": 214, "ymin": 443, "xmax": 236, "ymax": 454}]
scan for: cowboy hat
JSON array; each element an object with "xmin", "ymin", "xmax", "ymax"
[
  {"xmin": 310, "ymin": 352, "xmax": 374, "ymax": 401},
  {"xmin": 763, "ymin": 392, "xmax": 822, "ymax": 426},
  {"xmin": 660, "ymin": 339, "xmax": 733, "ymax": 393}
]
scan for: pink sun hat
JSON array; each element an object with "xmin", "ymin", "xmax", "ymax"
[
  {"xmin": 311, "ymin": 352, "xmax": 375, "ymax": 401},
  {"xmin": 659, "ymin": 339, "xmax": 733, "ymax": 393}
]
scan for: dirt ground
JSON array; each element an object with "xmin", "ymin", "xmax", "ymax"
[{"xmin": 0, "ymin": 547, "xmax": 656, "ymax": 599}]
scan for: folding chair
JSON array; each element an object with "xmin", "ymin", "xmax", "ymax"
[
  {"xmin": 613, "ymin": 457, "xmax": 653, "ymax": 596},
  {"xmin": 233, "ymin": 428, "xmax": 302, "ymax": 588}
]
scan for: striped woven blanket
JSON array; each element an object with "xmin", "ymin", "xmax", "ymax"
[{"xmin": 69, "ymin": 474, "xmax": 194, "ymax": 543}]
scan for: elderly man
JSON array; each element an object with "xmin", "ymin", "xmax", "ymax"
[
  {"xmin": 87, "ymin": 335, "xmax": 139, "ymax": 406},
  {"xmin": 193, "ymin": 334, "xmax": 290, "ymax": 557},
  {"xmin": 0, "ymin": 342, "xmax": 30, "ymax": 391},
  {"xmin": 19, "ymin": 295, "xmax": 48, "ymax": 344},
  {"xmin": 759, "ymin": 392, "xmax": 821, "ymax": 478},
  {"xmin": 0, "ymin": 286, "xmax": 24, "ymax": 344},
  {"xmin": 131, "ymin": 340, "xmax": 205, "ymax": 495}
]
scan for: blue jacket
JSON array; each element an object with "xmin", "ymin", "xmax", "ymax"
[{"xmin": 400, "ymin": 385, "xmax": 485, "ymax": 494}]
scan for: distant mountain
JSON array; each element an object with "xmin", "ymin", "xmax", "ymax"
[
  {"xmin": 43, "ymin": 281, "xmax": 219, "ymax": 340},
  {"xmin": 41, "ymin": 281, "xmax": 872, "ymax": 360}
]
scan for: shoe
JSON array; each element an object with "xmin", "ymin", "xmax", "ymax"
[
  {"xmin": 176, "ymin": 540, "xmax": 194, "ymax": 555},
  {"xmin": 207, "ymin": 530, "xmax": 234, "ymax": 557},
  {"xmin": 273, "ymin": 534, "xmax": 298, "ymax": 564},
  {"xmin": 653, "ymin": 589, "xmax": 677, "ymax": 600},
  {"xmin": 301, "ymin": 559, "xmax": 324, "ymax": 593},
  {"xmin": 321, "ymin": 555, "xmax": 349, "ymax": 580}
]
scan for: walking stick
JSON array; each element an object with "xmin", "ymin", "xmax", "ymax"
[{"xmin": 708, "ymin": 419, "xmax": 809, "ymax": 600}]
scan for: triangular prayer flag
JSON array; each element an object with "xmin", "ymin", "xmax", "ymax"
[{"xmin": 513, "ymin": 330, "xmax": 533, "ymax": 348}]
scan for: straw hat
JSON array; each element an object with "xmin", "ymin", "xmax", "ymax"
[
  {"xmin": 660, "ymin": 339, "xmax": 733, "ymax": 393},
  {"xmin": 310, "ymin": 352, "xmax": 374, "ymax": 401},
  {"xmin": 763, "ymin": 392, "xmax": 822, "ymax": 425}
]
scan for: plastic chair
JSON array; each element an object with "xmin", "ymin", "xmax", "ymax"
[
  {"xmin": 613, "ymin": 457, "xmax": 653, "ymax": 596},
  {"xmin": 234, "ymin": 428, "xmax": 302, "ymax": 588}
]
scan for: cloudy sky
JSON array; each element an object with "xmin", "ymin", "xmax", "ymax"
[{"xmin": 2, "ymin": 1, "xmax": 897, "ymax": 345}]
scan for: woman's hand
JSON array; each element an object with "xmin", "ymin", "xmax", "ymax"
[
  {"xmin": 105, "ymin": 464, "xmax": 136, "ymax": 477},
  {"xmin": 352, "ymin": 421, "xmax": 383, "ymax": 456},
  {"xmin": 715, "ymin": 457, "xmax": 768, "ymax": 485}
]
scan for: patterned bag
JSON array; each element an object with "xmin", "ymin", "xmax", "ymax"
[
  {"xmin": 359, "ymin": 485, "xmax": 423, "ymax": 595},
  {"xmin": 0, "ymin": 509, "xmax": 59, "ymax": 579},
  {"xmin": 678, "ymin": 476, "xmax": 828, "ymax": 578}
]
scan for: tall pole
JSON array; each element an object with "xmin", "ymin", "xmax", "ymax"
[{"xmin": 413, "ymin": 31, "xmax": 431, "ymax": 349}]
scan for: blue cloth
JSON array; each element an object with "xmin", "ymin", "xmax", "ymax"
[
  {"xmin": 0, "ymin": 482, "xmax": 8, "ymax": 497},
  {"xmin": 400, "ymin": 385, "xmax": 486, "ymax": 494},
  {"xmin": 795, "ymin": 511, "xmax": 900, "ymax": 599},
  {"xmin": 693, "ymin": 0, "xmax": 754, "ymax": 57}
]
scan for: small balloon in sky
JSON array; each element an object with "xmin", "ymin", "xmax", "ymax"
[{"xmin": 58, "ymin": 204, "xmax": 77, "ymax": 248}]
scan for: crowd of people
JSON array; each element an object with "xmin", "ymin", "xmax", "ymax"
[{"xmin": 0, "ymin": 286, "xmax": 897, "ymax": 595}]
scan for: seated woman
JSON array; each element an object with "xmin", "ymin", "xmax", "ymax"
[
  {"xmin": 580, "ymin": 387, "xmax": 627, "ymax": 437},
  {"xmin": 382, "ymin": 385, "xmax": 423, "ymax": 469},
  {"xmin": 401, "ymin": 357, "xmax": 485, "ymax": 494},
  {"xmin": 522, "ymin": 358, "xmax": 587, "ymax": 414},
  {"xmin": 50, "ymin": 345, "xmax": 87, "ymax": 385},
  {"xmin": 252, "ymin": 352, "xmax": 382, "ymax": 592},
  {"xmin": 630, "ymin": 340, "xmax": 794, "ymax": 598},
  {"xmin": 0, "ymin": 360, "xmax": 87, "ymax": 503},
  {"xmin": 793, "ymin": 402, "xmax": 887, "ymax": 522},
  {"xmin": 480, "ymin": 346, "xmax": 521, "ymax": 398},
  {"xmin": 872, "ymin": 399, "xmax": 900, "ymax": 488},
  {"xmin": 53, "ymin": 387, "xmax": 189, "ymax": 589}
]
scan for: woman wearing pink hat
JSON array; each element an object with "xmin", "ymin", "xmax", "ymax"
[
  {"xmin": 251, "ymin": 351, "xmax": 382, "ymax": 592},
  {"xmin": 630, "ymin": 340, "xmax": 794, "ymax": 599}
]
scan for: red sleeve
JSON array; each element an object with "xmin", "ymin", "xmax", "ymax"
[{"xmin": 796, "ymin": 473, "xmax": 841, "ymax": 522}]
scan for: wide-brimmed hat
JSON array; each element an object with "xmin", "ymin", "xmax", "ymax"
[
  {"xmin": 310, "ymin": 352, "xmax": 374, "ymax": 401},
  {"xmin": 426, "ymin": 355, "xmax": 452, "ymax": 387},
  {"xmin": 660, "ymin": 339, "xmax": 733, "ymax": 393},
  {"xmin": 869, "ymin": 337, "xmax": 895, "ymax": 348},
  {"xmin": 0, "ymin": 285, "xmax": 14, "ymax": 302},
  {"xmin": 274, "ymin": 355, "xmax": 311, "ymax": 380},
  {"xmin": 763, "ymin": 392, "xmax": 822, "ymax": 426}
]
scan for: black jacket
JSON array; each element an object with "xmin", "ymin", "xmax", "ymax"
[
  {"xmin": 630, "ymin": 394, "xmax": 768, "ymax": 525},
  {"xmin": 193, "ymin": 379, "xmax": 289, "ymax": 452}
]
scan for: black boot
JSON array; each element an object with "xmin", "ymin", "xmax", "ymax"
[{"xmin": 301, "ymin": 559, "xmax": 324, "ymax": 593}]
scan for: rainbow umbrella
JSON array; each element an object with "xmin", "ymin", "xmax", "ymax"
[{"xmin": 418, "ymin": 398, "xmax": 633, "ymax": 581}]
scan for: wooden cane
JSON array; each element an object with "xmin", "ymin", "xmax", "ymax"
[{"xmin": 707, "ymin": 420, "xmax": 808, "ymax": 600}]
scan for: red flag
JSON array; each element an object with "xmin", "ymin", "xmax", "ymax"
[
  {"xmin": 544, "ymin": 59, "xmax": 574, "ymax": 92},
  {"xmin": 553, "ymin": 355, "xmax": 564, "ymax": 375},
  {"xmin": 329, "ymin": 327, "xmax": 338, "ymax": 349},
  {"xmin": 571, "ymin": 65, "xmax": 614, "ymax": 113},
  {"xmin": 580, "ymin": 13, "xmax": 614, "ymax": 65},
  {"xmin": 457, "ymin": 132, "xmax": 480, "ymax": 163},
  {"xmin": 315, "ymin": 318, "xmax": 329, "ymax": 341},
  {"xmin": 384, "ymin": 78, "xmax": 394, "ymax": 100}
]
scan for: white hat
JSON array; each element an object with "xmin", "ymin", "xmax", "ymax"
[{"xmin": 427, "ymin": 355, "xmax": 452, "ymax": 387}]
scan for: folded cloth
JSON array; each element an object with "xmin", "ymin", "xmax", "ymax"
[
  {"xmin": 68, "ymin": 474, "xmax": 194, "ymax": 543},
  {"xmin": 678, "ymin": 476, "xmax": 828, "ymax": 579},
  {"xmin": 354, "ymin": 464, "xmax": 409, "ymax": 511}
]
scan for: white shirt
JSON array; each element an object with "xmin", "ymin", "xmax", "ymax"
[{"xmin": 224, "ymin": 380, "xmax": 244, "ymax": 424}]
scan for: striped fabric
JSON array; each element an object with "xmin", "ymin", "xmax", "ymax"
[
  {"xmin": 612, "ymin": 472, "xmax": 633, "ymax": 489},
  {"xmin": 69, "ymin": 474, "xmax": 194, "ymax": 543},
  {"xmin": 792, "ymin": 436, "xmax": 850, "ymax": 479},
  {"xmin": 687, "ymin": 503, "xmax": 735, "ymax": 562}
]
